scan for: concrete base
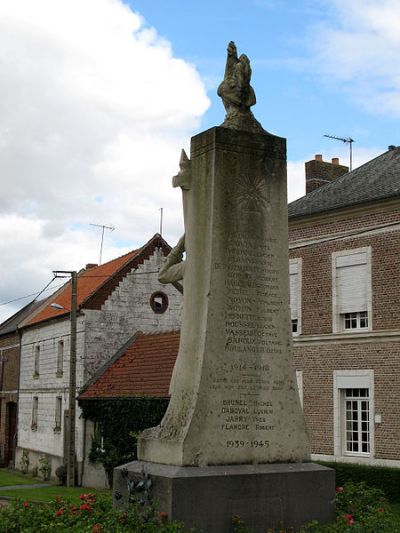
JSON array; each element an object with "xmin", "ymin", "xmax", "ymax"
[{"xmin": 114, "ymin": 461, "xmax": 335, "ymax": 533}]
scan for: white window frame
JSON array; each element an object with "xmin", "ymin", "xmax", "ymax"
[
  {"xmin": 289, "ymin": 258, "xmax": 302, "ymax": 336},
  {"xmin": 332, "ymin": 247, "xmax": 372, "ymax": 333},
  {"xmin": 333, "ymin": 370, "xmax": 374, "ymax": 460}
]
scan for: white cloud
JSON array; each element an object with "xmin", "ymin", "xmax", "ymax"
[
  {"xmin": 0, "ymin": 0, "xmax": 209, "ymax": 322},
  {"xmin": 310, "ymin": 0, "xmax": 400, "ymax": 116}
]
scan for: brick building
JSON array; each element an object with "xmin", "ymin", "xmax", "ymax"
[
  {"xmin": 0, "ymin": 300, "xmax": 42, "ymax": 467},
  {"xmin": 15, "ymin": 234, "xmax": 182, "ymax": 487},
  {"xmin": 289, "ymin": 147, "xmax": 400, "ymax": 467}
]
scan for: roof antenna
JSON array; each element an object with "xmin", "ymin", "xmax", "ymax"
[
  {"xmin": 324, "ymin": 134, "xmax": 355, "ymax": 171},
  {"xmin": 89, "ymin": 223, "xmax": 115, "ymax": 265}
]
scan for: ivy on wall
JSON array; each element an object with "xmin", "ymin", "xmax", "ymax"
[{"xmin": 79, "ymin": 397, "xmax": 169, "ymax": 485}]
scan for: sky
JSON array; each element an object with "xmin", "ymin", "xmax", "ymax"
[{"xmin": 1, "ymin": 0, "xmax": 399, "ymax": 322}]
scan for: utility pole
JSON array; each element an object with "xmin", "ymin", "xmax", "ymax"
[
  {"xmin": 159, "ymin": 208, "xmax": 163, "ymax": 237},
  {"xmin": 89, "ymin": 224, "xmax": 115, "ymax": 265},
  {"xmin": 53, "ymin": 270, "xmax": 77, "ymax": 487}
]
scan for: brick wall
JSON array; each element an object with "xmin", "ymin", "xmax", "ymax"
[
  {"xmin": 289, "ymin": 200, "xmax": 400, "ymax": 466},
  {"xmin": 0, "ymin": 332, "xmax": 20, "ymax": 465}
]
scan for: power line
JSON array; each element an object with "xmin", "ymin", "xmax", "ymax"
[{"xmin": 0, "ymin": 279, "xmax": 64, "ymax": 307}]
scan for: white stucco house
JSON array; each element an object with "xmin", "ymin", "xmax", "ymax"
[{"xmin": 16, "ymin": 234, "xmax": 182, "ymax": 487}]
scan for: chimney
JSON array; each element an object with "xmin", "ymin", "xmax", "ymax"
[
  {"xmin": 85, "ymin": 263, "xmax": 98, "ymax": 270},
  {"xmin": 305, "ymin": 154, "xmax": 349, "ymax": 194}
]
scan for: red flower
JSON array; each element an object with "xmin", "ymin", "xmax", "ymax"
[
  {"xmin": 343, "ymin": 513, "xmax": 354, "ymax": 526},
  {"xmin": 80, "ymin": 503, "xmax": 92, "ymax": 512},
  {"xmin": 378, "ymin": 508, "xmax": 385, "ymax": 513},
  {"xmin": 159, "ymin": 511, "xmax": 168, "ymax": 524},
  {"xmin": 92, "ymin": 524, "xmax": 103, "ymax": 533},
  {"xmin": 22, "ymin": 501, "xmax": 30, "ymax": 508},
  {"xmin": 336, "ymin": 486, "xmax": 344, "ymax": 493},
  {"xmin": 55, "ymin": 508, "xmax": 63, "ymax": 517}
]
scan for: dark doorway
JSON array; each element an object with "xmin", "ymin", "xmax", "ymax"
[{"xmin": 6, "ymin": 402, "xmax": 17, "ymax": 466}]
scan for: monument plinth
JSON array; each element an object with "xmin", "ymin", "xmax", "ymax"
[{"xmin": 114, "ymin": 42, "xmax": 334, "ymax": 533}]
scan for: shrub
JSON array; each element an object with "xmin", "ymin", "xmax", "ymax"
[
  {"xmin": 316, "ymin": 461, "xmax": 400, "ymax": 503},
  {"xmin": 55, "ymin": 465, "xmax": 67, "ymax": 486},
  {"xmin": 0, "ymin": 493, "xmax": 189, "ymax": 532},
  {"xmin": 79, "ymin": 397, "xmax": 169, "ymax": 486},
  {"xmin": 19, "ymin": 449, "xmax": 29, "ymax": 474},
  {"xmin": 38, "ymin": 455, "xmax": 51, "ymax": 481}
]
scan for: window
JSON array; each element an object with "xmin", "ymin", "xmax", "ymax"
[
  {"xmin": 150, "ymin": 291, "xmax": 169, "ymax": 314},
  {"xmin": 289, "ymin": 259, "xmax": 302, "ymax": 335},
  {"xmin": 33, "ymin": 345, "xmax": 40, "ymax": 377},
  {"xmin": 334, "ymin": 370, "xmax": 374, "ymax": 459},
  {"xmin": 54, "ymin": 397, "xmax": 62, "ymax": 432},
  {"xmin": 332, "ymin": 248, "xmax": 371, "ymax": 332},
  {"xmin": 343, "ymin": 388, "xmax": 370, "ymax": 455},
  {"xmin": 56, "ymin": 340, "xmax": 64, "ymax": 376},
  {"xmin": 344, "ymin": 311, "xmax": 368, "ymax": 330},
  {"xmin": 31, "ymin": 397, "xmax": 38, "ymax": 430}
]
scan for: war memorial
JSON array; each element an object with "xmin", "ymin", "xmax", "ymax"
[{"xmin": 114, "ymin": 42, "xmax": 334, "ymax": 532}]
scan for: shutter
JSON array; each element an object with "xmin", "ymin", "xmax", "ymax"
[
  {"xmin": 336, "ymin": 252, "xmax": 367, "ymax": 314},
  {"xmin": 289, "ymin": 262, "xmax": 298, "ymax": 320}
]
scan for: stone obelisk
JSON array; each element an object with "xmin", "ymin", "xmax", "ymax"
[
  {"xmin": 114, "ymin": 42, "xmax": 334, "ymax": 533},
  {"xmin": 138, "ymin": 40, "xmax": 310, "ymax": 466}
]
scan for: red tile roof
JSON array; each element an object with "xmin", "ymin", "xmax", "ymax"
[
  {"xmin": 78, "ymin": 330, "xmax": 180, "ymax": 399},
  {"xmin": 25, "ymin": 234, "xmax": 171, "ymax": 327}
]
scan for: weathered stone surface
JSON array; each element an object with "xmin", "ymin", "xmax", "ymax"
[
  {"xmin": 138, "ymin": 126, "xmax": 310, "ymax": 466},
  {"xmin": 114, "ymin": 461, "xmax": 335, "ymax": 533}
]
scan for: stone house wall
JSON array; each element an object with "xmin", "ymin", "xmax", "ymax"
[{"xmin": 16, "ymin": 248, "xmax": 182, "ymax": 486}]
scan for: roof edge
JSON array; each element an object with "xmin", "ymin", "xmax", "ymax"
[{"xmin": 78, "ymin": 331, "xmax": 143, "ymax": 399}]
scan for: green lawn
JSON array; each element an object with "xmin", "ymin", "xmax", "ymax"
[
  {"xmin": 0, "ymin": 485, "xmax": 111, "ymax": 502},
  {"xmin": 0, "ymin": 469, "xmax": 39, "ymax": 487},
  {"xmin": 0, "ymin": 469, "xmax": 110, "ymax": 502}
]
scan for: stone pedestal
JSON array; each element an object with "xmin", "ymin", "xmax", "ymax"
[{"xmin": 114, "ymin": 461, "xmax": 335, "ymax": 533}]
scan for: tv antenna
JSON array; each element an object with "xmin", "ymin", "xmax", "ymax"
[
  {"xmin": 324, "ymin": 134, "xmax": 355, "ymax": 171},
  {"xmin": 89, "ymin": 223, "xmax": 115, "ymax": 265}
]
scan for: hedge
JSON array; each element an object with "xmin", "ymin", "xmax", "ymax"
[{"xmin": 316, "ymin": 461, "xmax": 400, "ymax": 503}]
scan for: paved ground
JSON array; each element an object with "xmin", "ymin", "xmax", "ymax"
[{"xmin": 0, "ymin": 483, "xmax": 49, "ymax": 490}]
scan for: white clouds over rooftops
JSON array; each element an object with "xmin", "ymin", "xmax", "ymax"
[
  {"xmin": 311, "ymin": 0, "xmax": 400, "ymax": 116},
  {"xmin": 0, "ymin": 0, "xmax": 209, "ymax": 321}
]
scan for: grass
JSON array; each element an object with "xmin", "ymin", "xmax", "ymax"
[
  {"xmin": 0, "ymin": 469, "xmax": 38, "ymax": 487},
  {"xmin": 0, "ymin": 485, "xmax": 111, "ymax": 502},
  {"xmin": 0, "ymin": 468, "xmax": 110, "ymax": 502}
]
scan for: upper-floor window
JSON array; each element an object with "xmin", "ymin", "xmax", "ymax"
[
  {"xmin": 56, "ymin": 340, "xmax": 64, "ymax": 377},
  {"xmin": 289, "ymin": 259, "xmax": 302, "ymax": 335},
  {"xmin": 332, "ymin": 248, "xmax": 372, "ymax": 333},
  {"xmin": 31, "ymin": 396, "xmax": 38, "ymax": 430},
  {"xmin": 33, "ymin": 345, "xmax": 40, "ymax": 378}
]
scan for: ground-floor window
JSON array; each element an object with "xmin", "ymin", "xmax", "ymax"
[
  {"xmin": 343, "ymin": 388, "xmax": 370, "ymax": 454},
  {"xmin": 334, "ymin": 370, "xmax": 374, "ymax": 459}
]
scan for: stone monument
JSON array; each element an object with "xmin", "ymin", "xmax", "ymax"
[{"xmin": 114, "ymin": 42, "xmax": 334, "ymax": 533}]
